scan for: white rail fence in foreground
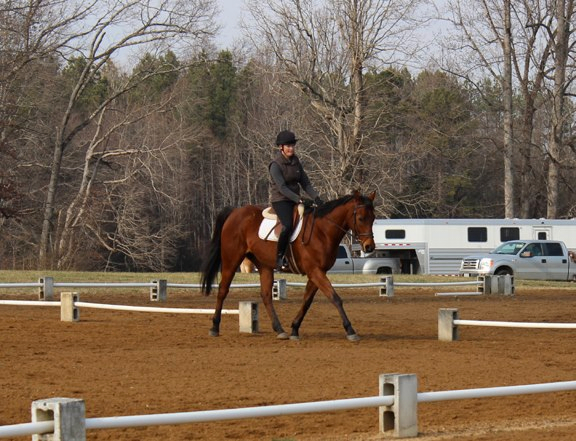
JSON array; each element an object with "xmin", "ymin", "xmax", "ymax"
[
  {"xmin": 438, "ymin": 308, "xmax": 576, "ymax": 341},
  {"xmin": 0, "ymin": 275, "xmax": 512, "ymax": 303},
  {"xmin": 0, "ymin": 374, "xmax": 574, "ymax": 440}
]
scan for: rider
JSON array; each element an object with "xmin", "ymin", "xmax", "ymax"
[{"xmin": 269, "ymin": 130, "xmax": 324, "ymax": 272}]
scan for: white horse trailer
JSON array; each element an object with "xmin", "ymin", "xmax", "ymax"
[{"xmin": 370, "ymin": 218, "xmax": 576, "ymax": 275}]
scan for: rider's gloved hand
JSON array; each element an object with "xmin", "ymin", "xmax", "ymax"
[
  {"xmin": 314, "ymin": 196, "xmax": 324, "ymax": 207},
  {"xmin": 299, "ymin": 198, "xmax": 314, "ymax": 208}
]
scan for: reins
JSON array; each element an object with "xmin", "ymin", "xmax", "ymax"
[{"xmin": 300, "ymin": 206, "xmax": 318, "ymax": 245}]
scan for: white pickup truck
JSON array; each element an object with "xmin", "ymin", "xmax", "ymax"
[
  {"xmin": 329, "ymin": 245, "xmax": 401, "ymax": 275},
  {"xmin": 459, "ymin": 240, "xmax": 576, "ymax": 281}
]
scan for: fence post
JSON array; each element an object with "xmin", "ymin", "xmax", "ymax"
[
  {"xmin": 150, "ymin": 279, "xmax": 167, "ymax": 302},
  {"xmin": 272, "ymin": 279, "xmax": 287, "ymax": 300},
  {"xmin": 32, "ymin": 398, "xmax": 86, "ymax": 441},
  {"xmin": 379, "ymin": 276, "xmax": 394, "ymax": 297},
  {"xmin": 238, "ymin": 301, "xmax": 259, "ymax": 333},
  {"xmin": 438, "ymin": 308, "xmax": 459, "ymax": 341},
  {"xmin": 38, "ymin": 277, "xmax": 54, "ymax": 301},
  {"xmin": 379, "ymin": 373, "xmax": 418, "ymax": 438},
  {"xmin": 60, "ymin": 293, "xmax": 79, "ymax": 322},
  {"xmin": 480, "ymin": 275, "xmax": 491, "ymax": 294}
]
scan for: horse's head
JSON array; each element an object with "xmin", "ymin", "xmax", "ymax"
[{"xmin": 348, "ymin": 190, "xmax": 376, "ymax": 253}]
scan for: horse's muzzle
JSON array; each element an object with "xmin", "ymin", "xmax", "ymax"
[{"xmin": 361, "ymin": 239, "xmax": 375, "ymax": 254}]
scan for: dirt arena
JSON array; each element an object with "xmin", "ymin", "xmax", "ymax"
[{"xmin": 1, "ymin": 282, "xmax": 575, "ymax": 440}]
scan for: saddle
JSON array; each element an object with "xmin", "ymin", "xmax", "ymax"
[{"xmin": 258, "ymin": 204, "xmax": 305, "ymax": 242}]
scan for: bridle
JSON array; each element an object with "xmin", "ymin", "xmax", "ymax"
[
  {"xmin": 301, "ymin": 202, "xmax": 374, "ymax": 246},
  {"xmin": 349, "ymin": 203, "xmax": 375, "ymax": 245}
]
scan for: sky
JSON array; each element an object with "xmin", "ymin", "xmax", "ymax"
[{"xmin": 215, "ymin": 0, "xmax": 245, "ymax": 48}]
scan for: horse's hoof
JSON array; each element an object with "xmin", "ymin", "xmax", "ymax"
[
  {"xmin": 289, "ymin": 335, "xmax": 300, "ymax": 341},
  {"xmin": 346, "ymin": 334, "xmax": 360, "ymax": 342},
  {"xmin": 209, "ymin": 330, "xmax": 219, "ymax": 337},
  {"xmin": 277, "ymin": 332, "xmax": 289, "ymax": 340}
]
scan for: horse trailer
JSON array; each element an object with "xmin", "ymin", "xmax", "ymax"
[{"xmin": 369, "ymin": 218, "xmax": 576, "ymax": 275}]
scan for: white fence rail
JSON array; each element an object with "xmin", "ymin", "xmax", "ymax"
[
  {"xmin": 0, "ymin": 276, "xmax": 507, "ymax": 303},
  {"xmin": 438, "ymin": 308, "xmax": 576, "ymax": 341},
  {"xmin": 1, "ymin": 375, "xmax": 574, "ymax": 440},
  {"xmin": 0, "ymin": 294, "xmax": 258, "ymax": 334}
]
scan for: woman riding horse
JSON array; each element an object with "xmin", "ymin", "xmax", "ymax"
[{"xmin": 200, "ymin": 190, "xmax": 376, "ymax": 341}]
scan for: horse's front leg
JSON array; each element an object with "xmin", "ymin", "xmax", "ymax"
[
  {"xmin": 289, "ymin": 279, "xmax": 318, "ymax": 340},
  {"xmin": 308, "ymin": 268, "xmax": 359, "ymax": 341},
  {"xmin": 259, "ymin": 268, "xmax": 288, "ymax": 339}
]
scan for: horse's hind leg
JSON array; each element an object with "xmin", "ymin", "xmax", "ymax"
[
  {"xmin": 258, "ymin": 267, "xmax": 288, "ymax": 339},
  {"xmin": 289, "ymin": 280, "xmax": 318, "ymax": 340},
  {"xmin": 210, "ymin": 268, "xmax": 236, "ymax": 337}
]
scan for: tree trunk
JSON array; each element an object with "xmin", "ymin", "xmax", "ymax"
[
  {"xmin": 502, "ymin": 0, "xmax": 515, "ymax": 218},
  {"xmin": 39, "ymin": 133, "xmax": 64, "ymax": 268},
  {"xmin": 546, "ymin": 0, "xmax": 571, "ymax": 219}
]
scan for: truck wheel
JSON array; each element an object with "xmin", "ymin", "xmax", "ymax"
[
  {"xmin": 495, "ymin": 268, "xmax": 513, "ymax": 276},
  {"xmin": 376, "ymin": 267, "xmax": 392, "ymax": 275}
]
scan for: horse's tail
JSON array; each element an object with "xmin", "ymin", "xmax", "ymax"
[{"xmin": 200, "ymin": 207, "xmax": 234, "ymax": 295}]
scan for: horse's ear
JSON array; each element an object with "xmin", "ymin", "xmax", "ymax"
[
  {"xmin": 352, "ymin": 189, "xmax": 360, "ymax": 198},
  {"xmin": 368, "ymin": 191, "xmax": 376, "ymax": 201}
]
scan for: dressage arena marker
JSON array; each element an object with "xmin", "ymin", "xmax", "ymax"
[
  {"xmin": 2, "ymin": 374, "xmax": 575, "ymax": 440},
  {"xmin": 438, "ymin": 308, "xmax": 576, "ymax": 341}
]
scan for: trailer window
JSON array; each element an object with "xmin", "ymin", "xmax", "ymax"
[
  {"xmin": 500, "ymin": 227, "xmax": 520, "ymax": 242},
  {"xmin": 385, "ymin": 229, "xmax": 406, "ymax": 239},
  {"xmin": 468, "ymin": 227, "xmax": 487, "ymax": 242}
]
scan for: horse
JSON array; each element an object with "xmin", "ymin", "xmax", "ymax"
[{"xmin": 200, "ymin": 190, "xmax": 376, "ymax": 341}]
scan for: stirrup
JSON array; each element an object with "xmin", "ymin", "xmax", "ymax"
[{"xmin": 276, "ymin": 256, "xmax": 289, "ymax": 272}]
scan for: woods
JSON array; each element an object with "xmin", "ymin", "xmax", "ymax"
[{"xmin": 0, "ymin": 0, "xmax": 575, "ymax": 271}]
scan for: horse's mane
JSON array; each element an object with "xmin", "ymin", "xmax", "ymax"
[{"xmin": 313, "ymin": 193, "xmax": 373, "ymax": 218}]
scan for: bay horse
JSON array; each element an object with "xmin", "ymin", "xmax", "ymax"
[{"xmin": 200, "ymin": 190, "xmax": 376, "ymax": 341}]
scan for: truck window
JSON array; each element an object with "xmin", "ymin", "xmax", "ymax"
[
  {"xmin": 468, "ymin": 227, "xmax": 487, "ymax": 242},
  {"xmin": 524, "ymin": 243, "xmax": 543, "ymax": 256},
  {"xmin": 500, "ymin": 227, "xmax": 519, "ymax": 242},
  {"xmin": 544, "ymin": 242, "xmax": 563, "ymax": 256},
  {"xmin": 337, "ymin": 246, "xmax": 348, "ymax": 258},
  {"xmin": 385, "ymin": 229, "xmax": 405, "ymax": 239}
]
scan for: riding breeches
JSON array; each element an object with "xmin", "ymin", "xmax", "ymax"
[{"xmin": 272, "ymin": 200, "xmax": 295, "ymax": 257}]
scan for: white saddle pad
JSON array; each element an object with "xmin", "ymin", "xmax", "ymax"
[{"xmin": 258, "ymin": 218, "xmax": 303, "ymax": 242}]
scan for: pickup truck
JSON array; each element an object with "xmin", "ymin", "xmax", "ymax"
[
  {"xmin": 459, "ymin": 240, "xmax": 576, "ymax": 281},
  {"xmin": 329, "ymin": 244, "xmax": 401, "ymax": 275}
]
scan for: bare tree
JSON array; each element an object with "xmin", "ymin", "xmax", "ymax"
[
  {"xmin": 441, "ymin": 0, "xmax": 518, "ymax": 217},
  {"xmin": 27, "ymin": 0, "xmax": 218, "ymax": 267},
  {"xmin": 540, "ymin": 0, "xmax": 575, "ymax": 218},
  {"xmin": 245, "ymin": 0, "xmax": 424, "ymax": 196}
]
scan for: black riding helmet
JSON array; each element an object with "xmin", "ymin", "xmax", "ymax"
[{"xmin": 275, "ymin": 130, "xmax": 298, "ymax": 146}]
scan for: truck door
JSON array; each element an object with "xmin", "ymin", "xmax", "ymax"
[
  {"xmin": 542, "ymin": 242, "xmax": 569, "ymax": 281},
  {"xmin": 516, "ymin": 243, "xmax": 547, "ymax": 280}
]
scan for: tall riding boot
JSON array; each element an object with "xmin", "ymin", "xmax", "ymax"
[{"xmin": 276, "ymin": 227, "xmax": 291, "ymax": 271}]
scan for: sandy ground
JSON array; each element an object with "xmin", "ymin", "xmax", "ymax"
[{"xmin": 1, "ymin": 283, "xmax": 575, "ymax": 440}]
